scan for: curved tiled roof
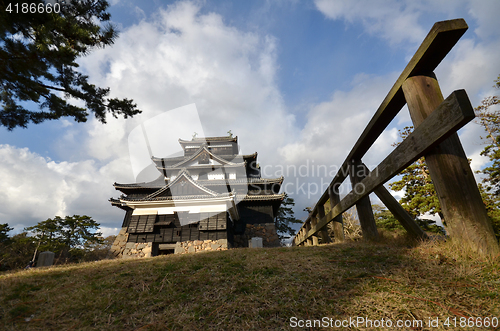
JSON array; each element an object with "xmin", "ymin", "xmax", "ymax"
[
  {"xmin": 156, "ymin": 162, "xmax": 247, "ymax": 171},
  {"xmin": 113, "ymin": 175, "xmax": 166, "ymax": 189},
  {"xmin": 114, "ymin": 176, "xmax": 284, "ymax": 189},
  {"xmin": 145, "ymin": 169, "xmax": 219, "ymax": 199},
  {"xmin": 120, "ymin": 191, "xmax": 235, "ymax": 202},
  {"xmin": 171, "ymin": 146, "xmax": 240, "ymax": 167},
  {"xmin": 178, "ymin": 135, "xmax": 237, "ymax": 143},
  {"xmin": 198, "ymin": 177, "xmax": 284, "ymax": 186},
  {"xmin": 113, "ymin": 192, "xmax": 283, "ymax": 203},
  {"xmin": 238, "ymin": 193, "xmax": 286, "ymax": 201}
]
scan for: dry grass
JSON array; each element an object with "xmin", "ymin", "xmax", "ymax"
[{"xmin": 1, "ymin": 235, "xmax": 499, "ymax": 330}]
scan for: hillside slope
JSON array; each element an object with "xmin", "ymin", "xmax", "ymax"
[{"xmin": 1, "ymin": 237, "xmax": 499, "ymax": 330}]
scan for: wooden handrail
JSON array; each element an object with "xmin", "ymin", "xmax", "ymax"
[{"xmin": 293, "ymin": 19, "xmax": 470, "ymax": 246}]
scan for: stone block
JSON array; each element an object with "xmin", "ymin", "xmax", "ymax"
[
  {"xmin": 36, "ymin": 251, "xmax": 55, "ymax": 267},
  {"xmin": 174, "ymin": 242, "xmax": 184, "ymax": 254},
  {"xmin": 249, "ymin": 237, "xmax": 263, "ymax": 248},
  {"xmin": 125, "ymin": 242, "xmax": 136, "ymax": 249}
]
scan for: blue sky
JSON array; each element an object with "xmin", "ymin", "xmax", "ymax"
[{"xmin": 2, "ymin": 0, "xmax": 500, "ymax": 237}]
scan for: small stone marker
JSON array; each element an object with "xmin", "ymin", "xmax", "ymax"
[
  {"xmin": 249, "ymin": 237, "xmax": 263, "ymax": 248},
  {"xmin": 36, "ymin": 251, "xmax": 55, "ymax": 267}
]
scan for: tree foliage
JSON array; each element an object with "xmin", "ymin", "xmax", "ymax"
[
  {"xmin": 478, "ymin": 184, "xmax": 500, "ymax": 241},
  {"xmin": 372, "ymin": 204, "xmax": 445, "ymax": 235},
  {"xmin": 1, "ymin": 215, "xmax": 107, "ymax": 271},
  {"xmin": 0, "ymin": 223, "xmax": 13, "ymax": 243},
  {"xmin": 0, "ymin": 232, "xmax": 37, "ymax": 271},
  {"xmin": 25, "ymin": 215, "xmax": 102, "ymax": 253},
  {"xmin": 475, "ymin": 75, "xmax": 500, "ymax": 194},
  {"xmin": 275, "ymin": 193, "xmax": 302, "ymax": 238},
  {"xmin": 0, "ymin": 0, "xmax": 141, "ymax": 130},
  {"xmin": 389, "ymin": 126, "xmax": 443, "ymax": 222}
]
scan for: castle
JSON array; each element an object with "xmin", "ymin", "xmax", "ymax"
[{"xmin": 109, "ymin": 135, "xmax": 284, "ymax": 258}]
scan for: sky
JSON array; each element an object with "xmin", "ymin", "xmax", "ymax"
[{"xmin": 1, "ymin": 0, "xmax": 500, "ymax": 237}]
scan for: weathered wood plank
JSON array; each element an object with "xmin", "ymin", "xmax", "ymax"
[
  {"xmin": 296, "ymin": 89, "xmax": 474, "ymax": 245},
  {"xmin": 328, "ymin": 186, "xmax": 345, "ymax": 242},
  {"xmin": 403, "ymin": 74, "xmax": 499, "ymax": 256},
  {"xmin": 350, "ymin": 19, "xmax": 467, "ymax": 161},
  {"xmin": 356, "ymin": 161, "xmax": 428, "ymax": 240},
  {"xmin": 294, "ymin": 19, "xmax": 468, "ymax": 244},
  {"xmin": 349, "ymin": 159, "xmax": 379, "ymax": 241},
  {"xmin": 317, "ymin": 204, "xmax": 332, "ymax": 243},
  {"xmin": 372, "ymin": 185, "xmax": 428, "ymax": 240}
]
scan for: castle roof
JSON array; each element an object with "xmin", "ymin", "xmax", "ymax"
[
  {"xmin": 113, "ymin": 176, "xmax": 284, "ymax": 191},
  {"xmin": 111, "ymin": 134, "xmax": 283, "ymax": 215},
  {"xmin": 178, "ymin": 135, "xmax": 237, "ymax": 144}
]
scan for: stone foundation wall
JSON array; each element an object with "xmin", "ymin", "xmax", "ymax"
[
  {"xmin": 109, "ymin": 227, "xmax": 128, "ymax": 258},
  {"xmin": 234, "ymin": 223, "xmax": 281, "ymax": 248},
  {"xmin": 110, "ymin": 228, "xmax": 153, "ymax": 259},
  {"xmin": 174, "ymin": 239, "xmax": 228, "ymax": 254},
  {"xmin": 110, "ymin": 223, "xmax": 279, "ymax": 258},
  {"xmin": 122, "ymin": 242, "xmax": 153, "ymax": 259}
]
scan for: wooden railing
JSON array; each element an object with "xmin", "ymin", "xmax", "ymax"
[{"xmin": 293, "ymin": 19, "xmax": 500, "ymax": 256}]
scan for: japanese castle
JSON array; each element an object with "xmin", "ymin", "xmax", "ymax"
[{"xmin": 110, "ymin": 135, "xmax": 284, "ymax": 257}]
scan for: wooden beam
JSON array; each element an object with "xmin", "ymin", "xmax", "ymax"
[
  {"xmin": 350, "ymin": 19, "xmax": 467, "ymax": 161},
  {"xmin": 373, "ymin": 186, "xmax": 428, "ymax": 240},
  {"xmin": 328, "ymin": 185, "xmax": 345, "ymax": 242},
  {"xmin": 317, "ymin": 205, "xmax": 332, "ymax": 243},
  {"xmin": 403, "ymin": 74, "xmax": 499, "ymax": 256},
  {"xmin": 293, "ymin": 19, "xmax": 468, "ymax": 245},
  {"xmin": 349, "ymin": 159, "xmax": 379, "ymax": 240},
  {"xmin": 357, "ymin": 162, "xmax": 428, "ymax": 240},
  {"xmin": 295, "ymin": 89, "xmax": 474, "ymax": 245}
]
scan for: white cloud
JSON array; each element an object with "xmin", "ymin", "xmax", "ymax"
[
  {"xmin": 79, "ymin": 1, "xmax": 292, "ymax": 164},
  {"xmin": 0, "ymin": 145, "xmax": 129, "ymax": 234},
  {"xmin": 314, "ymin": 0, "xmax": 500, "ymax": 48},
  {"xmin": 278, "ymin": 72, "xmax": 398, "ymax": 167},
  {"xmin": 467, "ymin": 0, "xmax": 500, "ymax": 41},
  {"xmin": 314, "ymin": 0, "xmax": 428, "ymax": 45}
]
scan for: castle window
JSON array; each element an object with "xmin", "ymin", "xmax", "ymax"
[{"xmin": 208, "ymin": 173, "xmax": 225, "ymax": 180}]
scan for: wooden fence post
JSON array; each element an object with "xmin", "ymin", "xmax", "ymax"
[
  {"xmin": 328, "ymin": 185, "xmax": 345, "ymax": 242},
  {"xmin": 402, "ymin": 73, "xmax": 499, "ymax": 256},
  {"xmin": 359, "ymin": 162, "xmax": 428, "ymax": 240},
  {"xmin": 310, "ymin": 214, "xmax": 319, "ymax": 246},
  {"xmin": 349, "ymin": 159, "xmax": 379, "ymax": 241},
  {"xmin": 317, "ymin": 204, "xmax": 333, "ymax": 243},
  {"xmin": 305, "ymin": 222, "xmax": 312, "ymax": 246}
]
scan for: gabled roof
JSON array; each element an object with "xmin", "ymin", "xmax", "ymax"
[
  {"xmin": 145, "ymin": 169, "xmax": 220, "ymax": 200},
  {"xmin": 157, "ymin": 145, "xmax": 245, "ymax": 169},
  {"xmin": 197, "ymin": 176, "xmax": 284, "ymax": 186},
  {"xmin": 178, "ymin": 135, "xmax": 237, "ymax": 144},
  {"xmin": 151, "ymin": 152, "xmax": 256, "ymax": 168},
  {"xmin": 114, "ymin": 175, "xmax": 166, "ymax": 190},
  {"xmin": 238, "ymin": 193, "xmax": 286, "ymax": 201},
  {"xmin": 114, "ymin": 176, "xmax": 284, "ymax": 191}
]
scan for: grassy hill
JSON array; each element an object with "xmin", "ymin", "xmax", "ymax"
[{"xmin": 1, "ymin": 234, "xmax": 499, "ymax": 330}]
